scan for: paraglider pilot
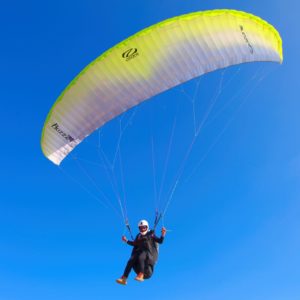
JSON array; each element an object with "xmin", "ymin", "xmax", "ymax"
[{"xmin": 116, "ymin": 220, "xmax": 166, "ymax": 285}]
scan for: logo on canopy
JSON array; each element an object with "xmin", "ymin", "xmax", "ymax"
[
  {"xmin": 122, "ymin": 48, "xmax": 139, "ymax": 61},
  {"xmin": 239, "ymin": 25, "xmax": 254, "ymax": 54},
  {"xmin": 51, "ymin": 123, "xmax": 75, "ymax": 143}
]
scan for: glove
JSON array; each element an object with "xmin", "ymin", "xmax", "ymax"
[
  {"xmin": 122, "ymin": 235, "xmax": 128, "ymax": 243},
  {"xmin": 161, "ymin": 227, "xmax": 167, "ymax": 237}
]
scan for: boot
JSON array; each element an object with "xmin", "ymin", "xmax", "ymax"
[
  {"xmin": 116, "ymin": 275, "xmax": 127, "ymax": 285},
  {"xmin": 134, "ymin": 272, "xmax": 144, "ymax": 282}
]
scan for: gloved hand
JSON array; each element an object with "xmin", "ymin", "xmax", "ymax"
[
  {"xmin": 122, "ymin": 235, "xmax": 128, "ymax": 243},
  {"xmin": 161, "ymin": 227, "xmax": 167, "ymax": 237}
]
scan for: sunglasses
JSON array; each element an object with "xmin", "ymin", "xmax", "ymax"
[{"xmin": 139, "ymin": 225, "xmax": 148, "ymax": 230}]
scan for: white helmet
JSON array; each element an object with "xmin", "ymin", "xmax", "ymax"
[{"xmin": 138, "ymin": 219, "xmax": 149, "ymax": 235}]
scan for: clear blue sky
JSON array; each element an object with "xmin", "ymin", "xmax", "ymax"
[{"xmin": 1, "ymin": 0, "xmax": 299, "ymax": 299}]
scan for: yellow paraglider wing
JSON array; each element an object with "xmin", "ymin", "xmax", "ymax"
[{"xmin": 41, "ymin": 9, "xmax": 283, "ymax": 165}]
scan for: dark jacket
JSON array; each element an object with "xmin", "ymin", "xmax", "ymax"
[{"xmin": 127, "ymin": 230, "xmax": 164, "ymax": 264}]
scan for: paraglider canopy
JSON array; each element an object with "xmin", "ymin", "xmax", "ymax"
[{"xmin": 41, "ymin": 9, "xmax": 283, "ymax": 165}]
